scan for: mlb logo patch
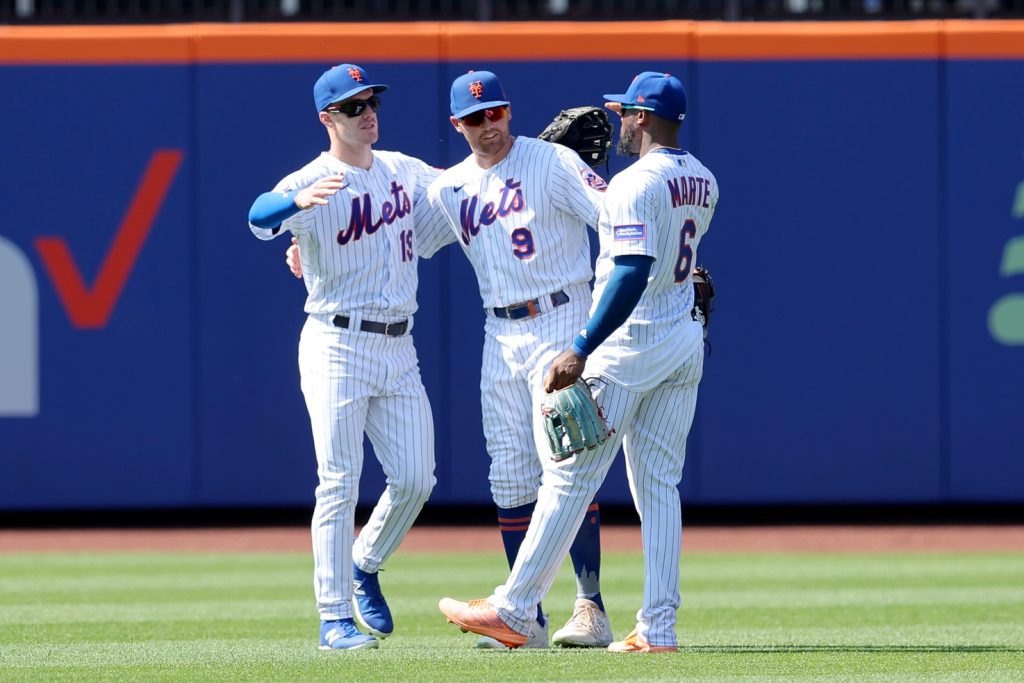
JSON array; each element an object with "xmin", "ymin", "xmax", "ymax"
[
  {"xmin": 614, "ymin": 224, "xmax": 646, "ymax": 241},
  {"xmin": 579, "ymin": 168, "xmax": 608, "ymax": 191}
]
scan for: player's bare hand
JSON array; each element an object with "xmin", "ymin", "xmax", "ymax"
[
  {"xmin": 544, "ymin": 348, "xmax": 586, "ymax": 392},
  {"xmin": 294, "ymin": 174, "xmax": 346, "ymax": 209},
  {"xmin": 286, "ymin": 237, "xmax": 303, "ymax": 279}
]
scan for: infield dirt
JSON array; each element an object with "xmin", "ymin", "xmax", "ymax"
[{"xmin": 1, "ymin": 525, "xmax": 1022, "ymax": 554}]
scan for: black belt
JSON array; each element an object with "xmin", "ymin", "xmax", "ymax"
[
  {"xmin": 332, "ymin": 315, "xmax": 409, "ymax": 336},
  {"xmin": 492, "ymin": 290, "xmax": 570, "ymax": 320}
]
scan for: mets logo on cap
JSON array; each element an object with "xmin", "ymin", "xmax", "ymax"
[
  {"xmin": 348, "ymin": 67, "xmax": 363, "ymax": 82},
  {"xmin": 469, "ymin": 80, "xmax": 484, "ymax": 99}
]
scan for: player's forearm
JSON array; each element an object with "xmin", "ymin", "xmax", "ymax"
[
  {"xmin": 248, "ymin": 190, "xmax": 301, "ymax": 229},
  {"xmin": 571, "ymin": 255, "xmax": 653, "ymax": 357}
]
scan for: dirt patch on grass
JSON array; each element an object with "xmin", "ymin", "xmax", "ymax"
[{"xmin": 1, "ymin": 525, "xmax": 1022, "ymax": 554}]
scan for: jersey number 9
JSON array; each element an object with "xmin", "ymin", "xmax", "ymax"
[{"xmin": 511, "ymin": 228, "xmax": 535, "ymax": 260}]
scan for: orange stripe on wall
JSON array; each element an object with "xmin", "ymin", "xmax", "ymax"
[
  {"xmin": 0, "ymin": 21, "xmax": 1022, "ymax": 65},
  {"xmin": 695, "ymin": 20, "xmax": 943, "ymax": 60},
  {"xmin": 443, "ymin": 21, "xmax": 695, "ymax": 61},
  {"xmin": 191, "ymin": 22, "xmax": 444, "ymax": 63},
  {"xmin": 0, "ymin": 25, "xmax": 193, "ymax": 64},
  {"xmin": 944, "ymin": 19, "xmax": 1024, "ymax": 59}
]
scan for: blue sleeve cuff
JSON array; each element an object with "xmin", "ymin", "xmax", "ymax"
[
  {"xmin": 571, "ymin": 335, "xmax": 589, "ymax": 357},
  {"xmin": 248, "ymin": 190, "xmax": 300, "ymax": 230}
]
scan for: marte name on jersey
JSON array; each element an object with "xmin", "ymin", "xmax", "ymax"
[{"xmin": 667, "ymin": 175, "xmax": 713, "ymax": 209}]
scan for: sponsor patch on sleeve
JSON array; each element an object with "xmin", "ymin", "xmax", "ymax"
[
  {"xmin": 613, "ymin": 224, "xmax": 646, "ymax": 241},
  {"xmin": 579, "ymin": 168, "xmax": 608, "ymax": 191}
]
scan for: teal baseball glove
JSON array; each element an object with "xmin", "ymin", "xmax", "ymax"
[{"xmin": 540, "ymin": 380, "xmax": 614, "ymax": 462}]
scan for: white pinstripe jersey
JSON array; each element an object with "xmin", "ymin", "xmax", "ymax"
[
  {"xmin": 249, "ymin": 151, "xmax": 440, "ymax": 318},
  {"xmin": 416, "ymin": 137, "xmax": 605, "ymax": 308},
  {"xmin": 586, "ymin": 148, "xmax": 718, "ymax": 390}
]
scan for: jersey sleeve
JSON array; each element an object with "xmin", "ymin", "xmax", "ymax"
[
  {"xmin": 249, "ymin": 223, "xmax": 284, "ymax": 241},
  {"xmin": 414, "ymin": 183, "xmax": 458, "ymax": 259},
  {"xmin": 547, "ymin": 143, "xmax": 604, "ymax": 228},
  {"xmin": 602, "ymin": 172, "xmax": 660, "ymax": 260},
  {"xmin": 248, "ymin": 174, "xmax": 316, "ymax": 239},
  {"xmin": 407, "ymin": 156, "xmax": 443, "ymax": 207}
]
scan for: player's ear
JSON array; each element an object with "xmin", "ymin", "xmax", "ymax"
[
  {"xmin": 449, "ymin": 116, "xmax": 462, "ymax": 133},
  {"xmin": 319, "ymin": 111, "xmax": 333, "ymax": 127}
]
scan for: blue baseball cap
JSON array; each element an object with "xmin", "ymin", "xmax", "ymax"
[
  {"xmin": 450, "ymin": 70, "xmax": 510, "ymax": 119},
  {"xmin": 314, "ymin": 64, "xmax": 388, "ymax": 112},
  {"xmin": 604, "ymin": 71, "xmax": 687, "ymax": 122}
]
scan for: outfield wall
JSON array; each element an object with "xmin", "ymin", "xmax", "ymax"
[{"xmin": 0, "ymin": 21, "xmax": 1022, "ymax": 510}]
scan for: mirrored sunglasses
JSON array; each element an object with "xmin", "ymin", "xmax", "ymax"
[
  {"xmin": 459, "ymin": 106, "xmax": 508, "ymax": 127},
  {"xmin": 325, "ymin": 94, "xmax": 381, "ymax": 117}
]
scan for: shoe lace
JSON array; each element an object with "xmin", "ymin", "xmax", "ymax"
[
  {"xmin": 325, "ymin": 619, "xmax": 361, "ymax": 638},
  {"xmin": 569, "ymin": 602, "xmax": 599, "ymax": 630}
]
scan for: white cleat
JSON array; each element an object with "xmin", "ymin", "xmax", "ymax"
[
  {"xmin": 552, "ymin": 598, "xmax": 613, "ymax": 648},
  {"xmin": 475, "ymin": 614, "xmax": 549, "ymax": 649}
]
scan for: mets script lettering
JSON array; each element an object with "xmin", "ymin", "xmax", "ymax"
[
  {"xmin": 337, "ymin": 182, "xmax": 411, "ymax": 246},
  {"xmin": 459, "ymin": 178, "xmax": 526, "ymax": 245}
]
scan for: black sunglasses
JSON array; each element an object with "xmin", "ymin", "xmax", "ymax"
[{"xmin": 325, "ymin": 94, "xmax": 381, "ymax": 117}]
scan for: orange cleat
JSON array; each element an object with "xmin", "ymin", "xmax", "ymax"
[
  {"xmin": 607, "ymin": 627, "xmax": 678, "ymax": 653},
  {"xmin": 438, "ymin": 597, "xmax": 528, "ymax": 648}
]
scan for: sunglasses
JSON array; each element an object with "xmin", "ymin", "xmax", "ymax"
[
  {"xmin": 459, "ymin": 106, "xmax": 509, "ymax": 127},
  {"xmin": 325, "ymin": 94, "xmax": 381, "ymax": 117},
  {"xmin": 619, "ymin": 105, "xmax": 651, "ymax": 115}
]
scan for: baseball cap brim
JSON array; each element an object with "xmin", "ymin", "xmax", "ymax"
[
  {"xmin": 453, "ymin": 99, "xmax": 510, "ymax": 119},
  {"xmin": 604, "ymin": 100, "xmax": 654, "ymax": 116},
  {"xmin": 324, "ymin": 83, "xmax": 389, "ymax": 109},
  {"xmin": 603, "ymin": 93, "xmax": 632, "ymax": 106}
]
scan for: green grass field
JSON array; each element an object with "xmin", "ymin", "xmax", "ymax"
[{"xmin": 1, "ymin": 549, "xmax": 1022, "ymax": 681}]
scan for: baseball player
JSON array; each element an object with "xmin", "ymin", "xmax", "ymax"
[
  {"xmin": 439, "ymin": 71, "xmax": 717, "ymax": 653},
  {"xmin": 247, "ymin": 64, "xmax": 442, "ymax": 651},
  {"xmin": 412, "ymin": 70, "xmax": 614, "ymax": 649},
  {"xmin": 283, "ymin": 70, "xmax": 615, "ymax": 648}
]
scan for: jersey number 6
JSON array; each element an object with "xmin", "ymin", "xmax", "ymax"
[{"xmin": 674, "ymin": 219, "xmax": 697, "ymax": 283}]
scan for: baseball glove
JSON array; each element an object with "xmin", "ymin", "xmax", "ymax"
[
  {"xmin": 538, "ymin": 106, "xmax": 613, "ymax": 169},
  {"xmin": 540, "ymin": 380, "xmax": 614, "ymax": 462},
  {"xmin": 691, "ymin": 266, "xmax": 715, "ymax": 341}
]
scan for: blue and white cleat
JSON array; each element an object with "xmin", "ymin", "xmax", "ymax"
[
  {"xmin": 319, "ymin": 618, "xmax": 378, "ymax": 651},
  {"xmin": 352, "ymin": 563, "xmax": 394, "ymax": 637}
]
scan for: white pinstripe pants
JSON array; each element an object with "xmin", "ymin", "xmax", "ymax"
[
  {"xmin": 299, "ymin": 314, "xmax": 436, "ymax": 620},
  {"xmin": 479, "ymin": 282, "xmax": 592, "ymax": 508},
  {"xmin": 489, "ymin": 344, "xmax": 703, "ymax": 648}
]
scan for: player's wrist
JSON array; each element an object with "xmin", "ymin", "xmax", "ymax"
[{"xmin": 571, "ymin": 333, "xmax": 591, "ymax": 358}]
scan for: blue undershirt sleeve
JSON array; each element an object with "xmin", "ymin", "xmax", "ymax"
[
  {"xmin": 571, "ymin": 254, "xmax": 654, "ymax": 357},
  {"xmin": 248, "ymin": 190, "xmax": 301, "ymax": 230}
]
